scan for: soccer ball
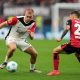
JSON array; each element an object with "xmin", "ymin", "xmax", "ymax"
[{"xmin": 6, "ymin": 61, "xmax": 18, "ymax": 72}]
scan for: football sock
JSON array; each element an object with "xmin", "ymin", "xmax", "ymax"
[
  {"xmin": 4, "ymin": 56, "xmax": 8, "ymax": 62},
  {"xmin": 30, "ymin": 64, "xmax": 35, "ymax": 70},
  {"xmin": 53, "ymin": 53, "xmax": 59, "ymax": 70}
]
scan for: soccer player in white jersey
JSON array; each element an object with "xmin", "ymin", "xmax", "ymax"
[{"xmin": 0, "ymin": 8, "xmax": 41, "ymax": 73}]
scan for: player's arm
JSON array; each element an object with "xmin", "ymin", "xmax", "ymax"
[
  {"xmin": 29, "ymin": 32, "xmax": 34, "ymax": 40},
  {"xmin": 0, "ymin": 21, "xmax": 8, "ymax": 29},
  {"xmin": 26, "ymin": 30, "xmax": 34, "ymax": 40},
  {"xmin": 57, "ymin": 26, "xmax": 70, "ymax": 42},
  {"xmin": 0, "ymin": 16, "xmax": 18, "ymax": 29},
  {"xmin": 60, "ymin": 28, "xmax": 69, "ymax": 39},
  {"xmin": 7, "ymin": 17, "xmax": 18, "ymax": 26},
  {"xmin": 28, "ymin": 22, "xmax": 36, "ymax": 40},
  {"xmin": 57, "ymin": 20, "xmax": 71, "ymax": 42}
]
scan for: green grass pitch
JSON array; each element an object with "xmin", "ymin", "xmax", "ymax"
[{"xmin": 0, "ymin": 39, "xmax": 80, "ymax": 80}]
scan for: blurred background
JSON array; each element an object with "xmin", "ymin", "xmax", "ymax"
[{"xmin": 0, "ymin": 0, "xmax": 80, "ymax": 39}]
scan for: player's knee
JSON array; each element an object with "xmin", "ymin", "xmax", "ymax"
[
  {"xmin": 34, "ymin": 52, "xmax": 37, "ymax": 57},
  {"xmin": 10, "ymin": 47, "xmax": 16, "ymax": 52},
  {"xmin": 53, "ymin": 48, "xmax": 58, "ymax": 53},
  {"xmin": 32, "ymin": 52, "xmax": 37, "ymax": 58}
]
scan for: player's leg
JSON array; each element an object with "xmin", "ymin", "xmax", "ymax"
[
  {"xmin": 24, "ymin": 47, "xmax": 37, "ymax": 70},
  {"xmin": 47, "ymin": 43, "xmax": 75, "ymax": 76},
  {"xmin": 24, "ymin": 47, "xmax": 41, "ymax": 73},
  {"xmin": 17, "ymin": 40, "xmax": 41, "ymax": 73},
  {"xmin": 0, "ymin": 39, "xmax": 16, "ymax": 69},
  {"xmin": 75, "ymin": 48, "xmax": 80, "ymax": 62},
  {"xmin": 75, "ymin": 53, "xmax": 80, "ymax": 62},
  {"xmin": 47, "ymin": 45, "xmax": 62, "ymax": 76},
  {"xmin": 0, "ymin": 43, "xmax": 16, "ymax": 69},
  {"xmin": 4, "ymin": 43, "xmax": 16, "ymax": 62}
]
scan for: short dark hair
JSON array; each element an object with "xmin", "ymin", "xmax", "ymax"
[{"xmin": 70, "ymin": 11, "xmax": 80, "ymax": 18}]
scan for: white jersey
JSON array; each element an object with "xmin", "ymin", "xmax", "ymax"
[{"xmin": 6, "ymin": 16, "xmax": 36, "ymax": 40}]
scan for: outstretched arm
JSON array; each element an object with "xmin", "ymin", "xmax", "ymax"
[
  {"xmin": 61, "ymin": 29, "xmax": 69, "ymax": 39},
  {"xmin": 0, "ymin": 16, "xmax": 18, "ymax": 29},
  {"xmin": 0, "ymin": 21, "xmax": 8, "ymax": 29},
  {"xmin": 57, "ymin": 19, "xmax": 71, "ymax": 42},
  {"xmin": 57, "ymin": 25, "xmax": 70, "ymax": 42}
]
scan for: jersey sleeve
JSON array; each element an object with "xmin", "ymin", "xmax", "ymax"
[
  {"xmin": 66, "ymin": 20, "xmax": 72, "ymax": 30},
  {"xmin": 7, "ymin": 16, "xmax": 18, "ymax": 26},
  {"xmin": 30, "ymin": 22, "xmax": 36, "ymax": 32},
  {"xmin": 66, "ymin": 20, "xmax": 72, "ymax": 26}
]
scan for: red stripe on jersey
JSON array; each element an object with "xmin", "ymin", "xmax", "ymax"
[
  {"xmin": 30, "ymin": 22, "xmax": 36, "ymax": 32},
  {"xmin": 7, "ymin": 16, "xmax": 18, "ymax": 26}
]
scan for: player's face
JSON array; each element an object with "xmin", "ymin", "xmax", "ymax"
[
  {"xmin": 24, "ymin": 11, "xmax": 34, "ymax": 22},
  {"xmin": 69, "ymin": 14, "xmax": 78, "ymax": 20},
  {"xmin": 69, "ymin": 14, "xmax": 74, "ymax": 20}
]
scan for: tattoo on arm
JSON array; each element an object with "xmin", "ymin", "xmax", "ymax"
[{"xmin": 61, "ymin": 29, "xmax": 69, "ymax": 39}]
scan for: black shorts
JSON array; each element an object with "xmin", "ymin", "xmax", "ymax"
[{"xmin": 61, "ymin": 43, "xmax": 80, "ymax": 54}]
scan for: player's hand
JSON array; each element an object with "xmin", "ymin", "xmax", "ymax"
[
  {"xmin": 26, "ymin": 29, "xmax": 31, "ymax": 34},
  {"xmin": 56, "ymin": 38, "xmax": 62, "ymax": 42},
  {"xmin": 24, "ymin": 28, "xmax": 31, "ymax": 34}
]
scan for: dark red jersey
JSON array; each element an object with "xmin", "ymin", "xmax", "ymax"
[{"xmin": 67, "ymin": 19, "xmax": 80, "ymax": 48}]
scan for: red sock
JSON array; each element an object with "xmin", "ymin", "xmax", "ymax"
[{"xmin": 53, "ymin": 53, "xmax": 59, "ymax": 70}]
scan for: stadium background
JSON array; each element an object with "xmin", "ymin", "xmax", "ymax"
[
  {"xmin": 0, "ymin": 0, "xmax": 80, "ymax": 80},
  {"xmin": 0, "ymin": 0, "xmax": 80, "ymax": 40}
]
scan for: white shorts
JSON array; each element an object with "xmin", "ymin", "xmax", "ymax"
[{"xmin": 6, "ymin": 37, "xmax": 32, "ymax": 51}]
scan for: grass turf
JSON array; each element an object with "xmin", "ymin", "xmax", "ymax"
[{"xmin": 0, "ymin": 39, "xmax": 80, "ymax": 80}]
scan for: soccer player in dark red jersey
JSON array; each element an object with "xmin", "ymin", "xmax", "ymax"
[
  {"xmin": 0, "ymin": 8, "xmax": 41, "ymax": 73},
  {"xmin": 47, "ymin": 11, "xmax": 80, "ymax": 76}
]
